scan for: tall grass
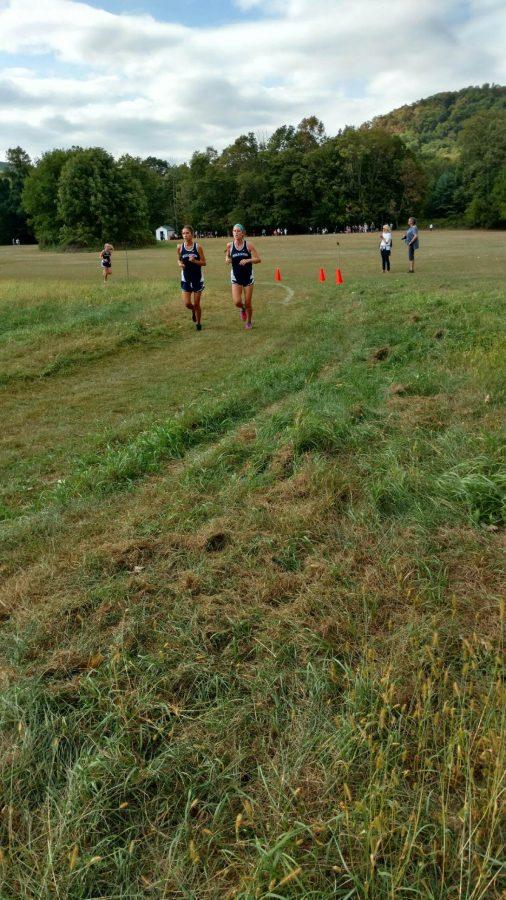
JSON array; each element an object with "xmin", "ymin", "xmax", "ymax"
[{"xmin": 0, "ymin": 234, "xmax": 504, "ymax": 897}]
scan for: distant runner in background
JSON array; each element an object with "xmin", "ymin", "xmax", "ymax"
[
  {"xmin": 177, "ymin": 225, "xmax": 206, "ymax": 331},
  {"xmin": 100, "ymin": 243, "xmax": 114, "ymax": 282},
  {"xmin": 225, "ymin": 224, "xmax": 261, "ymax": 330}
]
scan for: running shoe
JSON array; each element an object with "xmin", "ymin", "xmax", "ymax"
[
  {"xmin": 196, "ymin": 323, "xmax": 202, "ymax": 331},
  {"xmin": 240, "ymin": 306, "xmax": 247, "ymax": 321},
  {"xmin": 245, "ymin": 322, "xmax": 253, "ymax": 330}
]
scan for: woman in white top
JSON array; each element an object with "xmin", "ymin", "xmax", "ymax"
[{"xmin": 379, "ymin": 225, "xmax": 392, "ymax": 272}]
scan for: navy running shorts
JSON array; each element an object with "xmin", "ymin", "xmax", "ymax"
[
  {"xmin": 181, "ymin": 278, "xmax": 205, "ymax": 293},
  {"xmin": 231, "ymin": 272, "xmax": 254, "ymax": 287}
]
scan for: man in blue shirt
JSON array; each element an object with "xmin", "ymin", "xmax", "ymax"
[{"xmin": 404, "ymin": 217, "xmax": 419, "ymax": 273}]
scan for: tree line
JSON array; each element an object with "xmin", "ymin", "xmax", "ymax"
[{"xmin": 1, "ymin": 105, "xmax": 504, "ymax": 249}]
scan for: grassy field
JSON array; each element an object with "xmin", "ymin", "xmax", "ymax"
[{"xmin": 0, "ymin": 232, "xmax": 504, "ymax": 898}]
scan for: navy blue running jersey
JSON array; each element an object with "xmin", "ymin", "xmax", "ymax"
[
  {"xmin": 230, "ymin": 240, "xmax": 253, "ymax": 285},
  {"xmin": 179, "ymin": 241, "xmax": 204, "ymax": 291}
]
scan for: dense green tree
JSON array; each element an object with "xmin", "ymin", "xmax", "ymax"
[
  {"xmin": 0, "ymin": 176, "xmax": 13, "ymax": 245},
  {"xmin": 57, "ymin": 148, "xmax": 150, "ymax": 246},
  {"xmin": 295, "ymin": 115, "xmax": 326, "ymax": 150},
  {"xmin": 427, "ymin": 168, "xmax": 453, "ymax": 218},
  {"xmin": 178, "ymin": 148, "xmax": 235, "ymax": 231},
  {"xmin": 22, "ymin": 149, "xmax": 75, "ymax": 246},
  {"xmin": 398, "ymin": 154, "xmax": 428, "ymax": 220},
  {"xmin": 459, "ymin": 110, "xmax": 506, "ymax": 226},
  {"xmin": 265, "ymin": 145, "xmax": 311, "ymax": 229},
  {"xmin": 144, "ymin": 156, "xmax": 171, "ymax": 177},
  {"xmin": 216, "ymin": 133, "xmax": 270, "ymax": 228},
  {"xmin": 308, "ymin": 128, "xmax": 425, "ymax": 228},
  {"xmin": 490, "ymin": 166, "xmax": 506, "ymax": 225},
  {"xmin": 266, "ymin": 117, "xmax": 326, "ymax": 154},
  {"xmin": 260, "ymin": 118, "xmax": 327, "ymax": 230},
  {"xmin": 0, "ymin": 147, "xmax": 34, "ymax": 243},
  {"xmin": 267, "ymin": 125, "xmax": 297, "ymax": 153},
  {"xmin": 118, "ymin": 155, "xmax": 172, "ymax": 233},
  {"xmin": 219, "ymin": 133, "xmax": 260, "ymax": 171}
]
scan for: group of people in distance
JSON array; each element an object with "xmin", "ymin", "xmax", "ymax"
[
  {"xmin": 98, "ymin": 216, "xmax": 419, "ymax": 330},
  {"xmin": 177, "ymin": 223, "xmax": 261, "ymax": 332},
  {"xmin": 379, "ymin": 217, "xmax": 419, "ymax": 274}
]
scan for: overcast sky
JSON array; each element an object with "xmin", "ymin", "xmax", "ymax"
[{"xmin": 0, "ymin": 0, "xmax": 504, "ymax": 163}]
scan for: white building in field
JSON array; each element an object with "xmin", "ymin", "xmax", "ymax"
[{"xmin": 155, "ymin": 225, "xmax": 176, "ymax": 241}]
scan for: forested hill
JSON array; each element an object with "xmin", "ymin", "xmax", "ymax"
[{"xmin": 367, "ymin": 84, "xmax": 506, "ymax": 159}]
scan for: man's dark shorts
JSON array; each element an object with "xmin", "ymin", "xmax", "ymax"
[{"xmin": 408, "ymin": 245, "xmax": 415, "ymax": 261}]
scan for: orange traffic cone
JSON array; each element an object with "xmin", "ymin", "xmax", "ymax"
[
  {"xmin": 319, "ymin": 267, "xmax": 326, "ymax": 282},
  {"xmin": 275, "ymin": 267, "xmax": 282, "ymax": 281},
  {"xmin": 335, "ymin": 268, "xmax": 343, "ymax": 284}
]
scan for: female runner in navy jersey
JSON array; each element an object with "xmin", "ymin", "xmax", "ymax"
[
  {"xmin": 100, "ymin": 243, "xmax": 113, "ymax": 282},
  {"xmin": 225, "ymin": 224, "xmax": 261, "ymax": 329},
  {"xmin": 177, "ymin": 225, "xmax": 207, "ymax": 331}
]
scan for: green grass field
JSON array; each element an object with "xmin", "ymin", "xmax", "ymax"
[{"xmin": 0, "ymin": 232, "xmax": 504, "ymax": 898}]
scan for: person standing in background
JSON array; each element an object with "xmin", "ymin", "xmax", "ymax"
[
  {"xmin": 379, "ymin": 224, "xmax": 392, "ymax": 272},
  {"xmin": 404, "ymin": 217, "xmax": 419, "ymax": 273}
]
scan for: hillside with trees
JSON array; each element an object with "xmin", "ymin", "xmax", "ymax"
[
  {"xmin": 368, "ymin": 84, "xmax": 506, "ymax": 160},
  {"xmin": 0, "ymin": 84, "xmax": 504, "ymax": 247},
  {"xmin": 367, "ymin": 85, "xmax": 506, "ymax": 227}
]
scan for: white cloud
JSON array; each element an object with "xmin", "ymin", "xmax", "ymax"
[{"xmin": 0, "ymin": 0, "xmax": 504, "ymax": 161}]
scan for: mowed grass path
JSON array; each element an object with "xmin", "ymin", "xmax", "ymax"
[{"xmin": 0, "ymin": 232, "xmax": 504, "ymax": 898}]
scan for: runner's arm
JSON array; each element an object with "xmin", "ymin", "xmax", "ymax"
[
  {"xmin": 192, "ymin": 244, "xmax": 206, "ymax": 266},
  {"xmin": 239, "ymin": 242, "xmax": 261, "ymax": 265}
]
